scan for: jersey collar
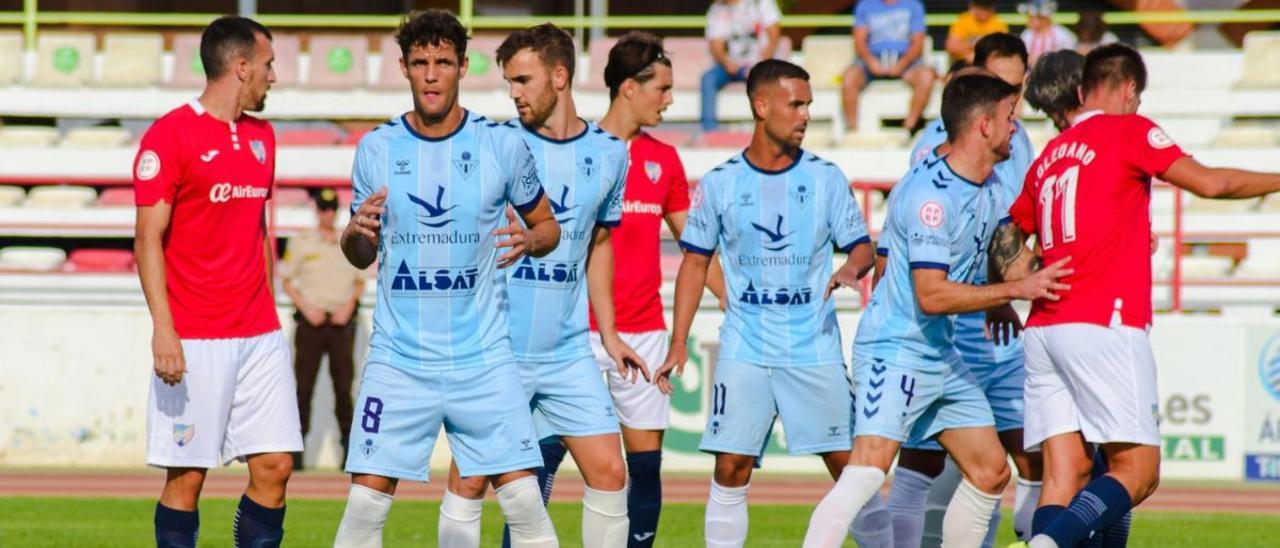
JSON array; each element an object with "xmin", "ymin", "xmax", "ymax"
[
  {"xmin": 521, "ymin": 118, "xmax": 590, "ymax": 144},
  {"xmin": 187, "ymin": 98, "xmax": 206, "ymax": 116},
  {"xmin": 740, "ymin": 148, "xmax": 804, "ymax": 175},
  {"xmin": 1071, "ymin": 109, "xmax": 1104, "ymax": 127},
  {"xmin": 400, "ymin": 108, "xmax": 470, "ymax": 142}
]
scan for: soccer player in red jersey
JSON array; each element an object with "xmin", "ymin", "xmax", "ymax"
[
  {"xmin": 991, "ymin": 44, "xmax": 1280, "ymax": 547},
  {"xmin": 133, "ymin": 16, "xmax": 299, "ymax": 548}
]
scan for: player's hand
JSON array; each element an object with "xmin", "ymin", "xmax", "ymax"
[
  {"xmin": 152, "ymin": 325, "xmax": 186, "ymax": 386},
  {"xmin": 653, "ymin": 341, "xmax": 688, "ymax": 395},
  {"xmin": 602, "ymin": 333, "xmax": 651, "ymax": 384},
  {"xmin": 984, "ymin": 304, "xmax": 1023, "ymax": 346},
  {"xmin": 300, "ymin": 304, "xmax": 327, "ymax": 327},
  {"xmin": 349, "ymin": 188, "xmax": 387, "ymax": 245},
  {"xmin": 494, "ymin": 208, "xmax": 530, "ymax": 269},
  {"xmin": 1150, "ymin": 231, "xmax": 1159, "ymax": 256},
  {"xmin": 824, "ymin": 267, "xmax": 866, "ymax": 301},
  {"xmin": 1014, "ymin": 256, "xmax": 1073, "ymax": 302}
]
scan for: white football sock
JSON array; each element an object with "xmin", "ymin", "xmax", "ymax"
[
  {"xmin": 438, "ymin": 489, "xmax": 483, "ymax": 548},
  {"xmin": 334, "ymin": 484, "xmax": 393, "ymax": 548},
  {"xmin": 849, "ymin": 492, "xmax": 895, "ymax": 548},
  {"xmin": 802, "ymin": 465, "xmax": 885, "ymax": 548},
  {"xmin": 1013, "ymin": 478, "xmax": 1042, "ymax": 541},
  {"xmin": 887, "ymin": 467, "xmax": 935, "ymax": 548},
  {"xmin": 582, "ymin": 485, "xmax": 629, "ymax": 548},
  {"xmin": 920, "ymin": 458, "xmax": 963, "ymax": 548},
  {"xmin": 941, "ymin": 479, "xmax": 1002, "ymax": 547},
  {"xmin": 981, "ymin": 496, "xmax": 1002, "ymax": 548},
  {"xmin": 496, "ymin": 476, "xmax": 559, "ymax": 548},
  {"xmin": 705, "ymin": 480, "xmax": 749, "ymax": 548},
  {"xmin": 1028, "ymin": 534, "xmax": 1059, "ymax": 548}
]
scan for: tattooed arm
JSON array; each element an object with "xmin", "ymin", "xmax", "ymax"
[{"xmin": 988, "ymin": 221, "xmax": 1040, "ymax": 283}]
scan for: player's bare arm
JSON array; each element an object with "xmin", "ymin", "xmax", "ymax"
[
  {"xmin": 668, "ymin": 209, "xmax": 728, "ymax": 311},
  {"xmin": 135, "ymin": 202, "xmax": 184, "ymax": 386},
  {"xmin": 341, "ymin": 187, "xmax": 387, "ymax": 269},
  {"xmin": 495, "ymin": 194, "xmax": 560, "ymax": 268},
  {"xmin": 585, "ymin": 225, "xmax": 650, "ymax": 383},
  {"xmin": 988, "ymin": 221, "xmax": 1040, "ymax": 283},
  {"xmin": 1162, "ymin": 156, "xmax": 1280, "ymax": 200},
  {"xmin": 871, "ymin": 250, "xmax": 887, "ymax": 289},
  {"xmin": 825, "ymin": 241, "xmax": 874, "ymax": 300},
  {"xmin": 912, "ymin": 257, "xmax": 1072, "ymax": 316},
  {"xmin": 654, "ymin": 251, "xmax": 712, "ymax": 395}
]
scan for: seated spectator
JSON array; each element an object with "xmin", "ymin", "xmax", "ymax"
[
  {"xmin": 1019, "ymin": 0, "xmax": 1076, "ymax": 65},
  {"xmin": 1075, "ymin": 9, "xmax": 1119, "ymax": 55},
  {"xmin": 701, "ymin": 0, "xmax": 781, "ymax": 131},
  {"xmin": 946, "ymin": 0, "xmax": 1008, "ymax": 63},
  {"xmin": 842, "ymin": 0, "xmax": 935, "ymax": 133}
]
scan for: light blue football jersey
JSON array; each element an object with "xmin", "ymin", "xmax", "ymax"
[
  {"xmin": 907, "ymin": 119, "xmax": 1034, "ymax": 364},
  {"xmin": 504, "ymin": 121, "xmax": 628, "ymax": 364},
  {"xmin": 681, "ymin": 151, "xmax": 870, "ymax": 368},
  {"xmin": 854, "ymin": 154, "xmax": 1005, "ymax": 373},
  {"xmin": 351, "ymin": 111, "xmax": 545, "ymax": 370}
]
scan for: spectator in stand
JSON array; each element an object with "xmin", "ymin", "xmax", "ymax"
[
  {"xmin": 279, "ymin": 188, "xmax": 367, "ymax": 471},
  {"xmin": 1075, "ymin": 9, "xmax": 1119, "ymax": 55},
  {"xmin": 947, "ymin": 0, "xmax": 1009, "ymax": 63},
  {"xmin": 1019, "ymin": 0, "xmax": 1076, "ymax": 65},
  {"xmin": 701, "ymin": 0, "xmax": 782, "ymax": 131},
  {"xmin": 842, "ymin": 0, "xmax": 935, "ymax": 134}
]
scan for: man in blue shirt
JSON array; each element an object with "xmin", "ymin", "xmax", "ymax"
[
  {"xmin": 842, "ymin": 0, "xmax": 936, "ymax": 133},
  {"xmin": 802, "ymin": 73, "xmax": 1071, "ymax": 548},
  {"xmin": 890, "ymin": 34, "xmax": 1043, "ymax": 548},
  {"xmin": 654, "ymin": 59, "xmax": 875, "ymax": 548},
  {"xmin": 333, "ymin": 10, "xmax": 563, "ymax": 548},
  {"xmin": 447, "ymin": 24, "xmax": 649, "ymax": 548}
]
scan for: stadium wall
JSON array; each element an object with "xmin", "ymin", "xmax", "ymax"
[{"xmin": 2, "ymin": 304, "xmax": 1280, "ymax": 482}]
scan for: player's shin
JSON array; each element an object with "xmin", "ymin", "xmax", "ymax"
[
  {"xmin": 919, "ymin": 459, "xmax": 962, "ymax": 548},
  {"xmin": 1013, "ymin": 477, "xmax": 1043, "ymax": 541},
  {"xmin": 625, "ymin": 450, "xmax": 663, "ymax": 547},
  {"xmin": 496, "ymin": 476, "xmax": 559, "ymax": 548},
  {"xmin": 439, "ymin": 490, "xmax": 484, "ymax": 548},
  {"xmin": 801, "ymin": 465, "xmax": 886, "ymax": 548},
  {"xmin": 234, "ymin": 494, "xmax": 285, "ymax": 547},
  {"xmin": 940, "ymin": 479, "xmax": 1002, "ymax": 547},
  {"xmin": 705, "ymin": 480, "xmax": 750, "ymax": 548},
  {"xmin": 334, "ymin": 484, "xmax": 393, "ymax": 548},
  {"xmin": 888, "ymin": 467, "xmax": 936, "ymax": 548},
  {"xmin": 583, "ymin": 485, "xmax": 630, "ymax": 548},
  {"xmin": 154, "ymin": 502, "xmax": 199, "ymax": 548},
  {"xmin": 849, "ymin": 493, "xmax": 895, "ymax": 548},
  {"xmin": 502, "ymin": 443, "xmax": 567, "ymax": 548}
]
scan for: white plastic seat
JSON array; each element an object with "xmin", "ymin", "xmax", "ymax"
[
  {"xmin": 30, "ymin": 32, "xmax": 95, "ymax": 87},
  {"xmin": 1233, "ymin": 256, "xmax": 1280, "ymax": 279},
  {"xmin": 1236, "ymin": 31, "xmax": 1280, "ymax": 89},
  {"xmin": 839, "ymin": 129, "xmax": 908, "ymax": 149},
  {"xmin": 801, "ymin": 35, "xmax": 854, "ymax": 90},
  {"xmin": 0, "ymin": 31, "xmax": 23, "ymax": 85},
  {"xmin": 305, "ymin": 35, "xmax": 368, "ymax": 89},
  {"xmin": 1208, "ymin": 126, "xmax": 1277, "ymax": 148},
  {"xmin": 0, "ymin": 126, "xmax": 60, "ymax": 147},
  {"xmin": 0, "ymin": 185, "xmax": 25, "ymax": 207},
  {"xmin": 1185, "ymin": 195, "xmax": 1257, "ymax": 214},
  {"xmin": 1179, "ymin": 255, "xmax": 1235, "ymax": 278},
  {"xmin": 23, "ymin": 185, "xmax": 97, "ymax": 209},
  {"xmin": 61, "ymin": 127, "xmax": 132, "ymax": 148},
  {"xmin": 0, "ymin": 247, "xmax": 67, "ymax": 272},
  {"xmin": 98, "ymin": 33, "xmax": 163, "ymax": 87}
]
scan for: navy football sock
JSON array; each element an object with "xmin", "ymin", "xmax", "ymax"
[
  {"xmin": 626, "ymin": 450, "xmax": 663, "ymax": 547},
  {"xmin": 1032, "ymin": 504, "xmax": 1065, "ymax": 537},
  {"xmin": 233, "ymin": 494, "xmax": 285, "ymax": 548},
  {"xmin": 1100, "ymin": 511, "xmax": 1133, "ymax": 547},
  {"xmin": 502, "ymin": 442, "xmax": 567, "ymax": 548},
  {"xmin": 1043, "ymin": 476, "xmax": 1133, "ymax": 548},
  {"xmin": 154, "ymin": 502, "xmax": 199, "ymax": 548}
]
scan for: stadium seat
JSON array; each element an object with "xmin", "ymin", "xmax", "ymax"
[
  {"xmin": 271, "ymin": 33, "xmax": 301, "ymax": 87},
  {"xmin": 802, "ymin": 125, "xmax": 837, "ymax": 148},
  {"xmin": 1258, "ymin": 193, "xmax": 1280, "ymax": 213},
  {"xmin": 305, "ymin": 35, "xmax": 368, "ymax": 89},
  {"xmin": 0, "ymin": 126, "xmax": 60, "ymax": 147},
  {"xmin": 341, "ymin": 129, "xmax": 368, "ymax": 145},
  {"xmin": 98, "ymin": 33, "xmax": 163, "ymax": 87},
  {"xmin": 23, "ymin": 185, "xmax": 97, "ymax": 209},
  {"xmin": 1236, "ymin": 31, "xmax": 1280, "ymax": 88},
  {"xmin": 273, "ymin": 187, "xmax": 313, "ymax": 207},
  {"xmin": 0, "ymin": 246, "xmax": 67, "ymax": 272},
  {"xmin": 96, "ymin": 187, "xmax": 135, "ymax": 207},
  {"xmin": 61, "ymin": 127, "xmax": 132, "ymax": 148},
  {"xmin": 583, "ymin": 36, "xmax": 619, "ymax": 91},
  {"xmin": 65, "ymin": 249, "xmax": 135, "ymax": 273},
  {"xmin": 839, "ymin": 129, "xmax": 908, "ymax": 149},
  {"xmin": 1180, "ymin": 255, "xmax": 1235, "ymax": 278},
  {"xmin": 0, "ymin": 31, "xmax": 22, "ymax": 85},
  {"xmin": 373, "ymin": 36, "xmax": 404, "ymax": 89},
  {"xmin": 801, "ymin": 35, "xmax": 854, "ymax": 90},
  {"xmin": 458, "ymin": 35, "xmax": 507, "ymax": 91},
  {"xmin": 1233, "ymin": 256, "xmax": 1280, "ymax": 280},
  {"xmin": 1185, "ymin": 195, "xmax": 1258, "ymax": 214},
  {"xmin": 168, "ymin": 33, "xmax": 205, "ymax": 88},
  {"xmin": 1208, "ymin": 126, "xmax": 1278, "ymax": 148},
  {"xmin": 30, "ymin": 32, "xmax": 95, "ymax": 87},
  {"xmin": 698, "ymin": 130, "xmax": 752, "ymax": 148},
  {"xmin": 663, "ymin": 38, "xmax": 713, "ymax": 91},
  {"xmin": 277, "ymin": 128, "xmax": 342, "ymax": 146},
  {"xmin": 0, "ymin": 185, "xmax": 25, "ymax": 207}
]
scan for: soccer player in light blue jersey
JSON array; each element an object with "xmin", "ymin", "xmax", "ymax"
[
  {"xmin": 653, "ymin": 60, "xmax": 876, "ymax": 548},
  {"xmin": 446, "ymin": 24, "xmax": 649, "ymax": 548},
  {"xmin": 802, "ymin": 73, "xmax": 1072, "ymax": 548},
  {"xmin": 885, "ymin": 34, "xmax": 1044, "ymax": 548},
  {"xmin": 333, "ymin": 11, "xmax": 563, "ymax": 548}
]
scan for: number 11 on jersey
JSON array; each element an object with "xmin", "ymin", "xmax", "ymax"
[{"xmin": 1038, "ymin": 165, "xmax": 1080, "ymax": 249}]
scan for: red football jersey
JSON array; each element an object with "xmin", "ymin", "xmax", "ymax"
[
  {"xmin": 589, "ymin": 132, "xmax": 690, "ymax": 333},
  {"xmin": 133, "ymin": 100, "xmax": 280, "ymax": 339},
  {"xmin": 1010, "ymin": 112, "xmax": 1187, "ymax": 329}
]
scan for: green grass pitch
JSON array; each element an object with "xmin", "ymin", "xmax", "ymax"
[{"xmin": 0, "ymin": 497, "xmax": 1276, "ymax": 547}]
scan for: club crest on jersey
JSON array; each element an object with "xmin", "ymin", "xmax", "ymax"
[
  {"xmin": 791, "ymin": 184, "xmax": 811, "ymax": 207},
  {"xmin": 454, "ymin": 151, "xmax": 478, "ymax": 179},
  {"xmin": 578, "ymin": 156, "xmax": 598, "ymax": 179},
  {"xmin": 173, "ymin": 424, "xmax": 195, "ymax": 447},
  {"xmin": 359, "ymin": 438, "xmax": 378, "ymax": 458},
  {"xmin": 644, "ymin": 161, "xmax": 662, "ymax": 184},
  {"xmin": 249, "ymin": 140, "xmax": 266, "ymax": 164}
]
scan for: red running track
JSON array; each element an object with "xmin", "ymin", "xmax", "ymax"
[{"xmin": 1, "ymin": 470, "xmax": 1278, "ymax": 514}]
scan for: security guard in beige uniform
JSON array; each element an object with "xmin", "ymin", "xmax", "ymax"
[{"xmin": 279, "ymin": 188, "xmax": 366, "ymax": 469}]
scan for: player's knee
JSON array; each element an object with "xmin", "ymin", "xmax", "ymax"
[
  {"xmin": 713, "ymin": 455, "xmax": 755, "ymax": 487},
  {"xmin": 583, "ymin": 456, "xmax": 627, "ymax": 491},
  {"xmin": 968, "ymin": 457, "xmax": 1011, "ymax": 494},
  {"xmin": 451, "ymin": 474, "xmax": 489, "ymax": 499},
  {"xmin": 250, "ymin": 453, "xmax": 294, "ymax": 487}
]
